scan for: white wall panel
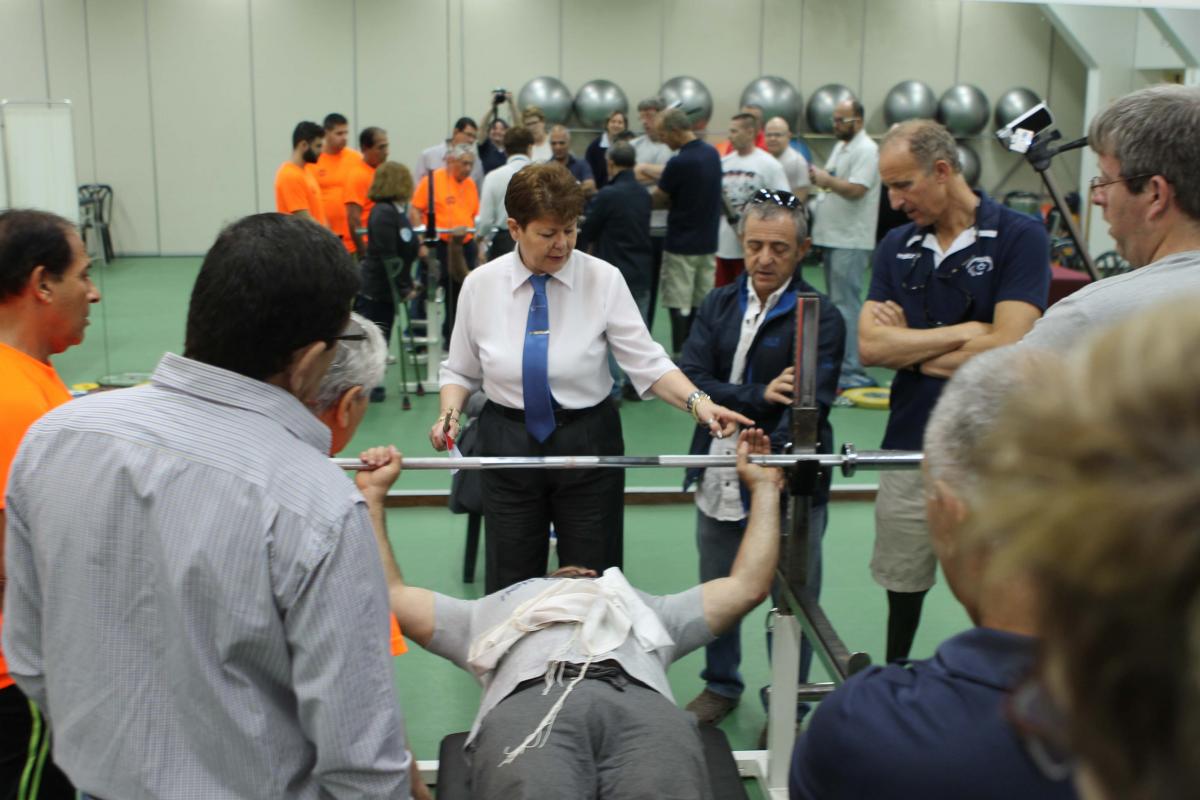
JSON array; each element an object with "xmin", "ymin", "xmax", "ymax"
[
  {"xmin": 85, "ymin": 0, "xmax": 158, "ymax": 254},
  {"xmin": 461, "ymin": 0, "xmax": 561, "ymax": 131},
  {"xmin": 0, "ymin": 1, "xmax": 48, "ymax": 101},
  {"xmin": 861, "ymin": 0, "xmax": 960, "ymax": 133},
  {"xmin": 147, "ymin": 0, "xmax": 255, "ymax": 253},
  {"xmin": 43, "ymin": 0, "xmax": 95, "ymax": 184},
  {"xmin": 561, "ymin": 0, "xmax": 661, "ymax": 133},
  {"xmin": 661, "ymin": 0, "xmax": 760, "ymax": 136},
  {"xmin": 800, "ymin": 0, "xmax": 866, "ymax": 120},
  {"xmin": 250, "ymin": 0, "xmax": 355, "ymax": 215},
  {"xmin": 356, "ymin": 0, "xmax": 450, "ymax": 173}
]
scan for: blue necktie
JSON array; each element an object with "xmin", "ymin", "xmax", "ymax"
[{"xmin": 522, "ymin": 274, "xmax": 556, "ymax": 442}]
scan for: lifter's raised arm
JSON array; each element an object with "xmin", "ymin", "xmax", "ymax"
[
  {"xmin": 354, "ymin": 446, "xmax": 436, "ymax": 647},
  {"xmin": 700, "ymin": 429, "xmax": 785, "ymax": 635}
]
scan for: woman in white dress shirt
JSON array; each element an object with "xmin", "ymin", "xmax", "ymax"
[{"xmin": 432, "ymin": 163, "xmax": 751, "ymax": 592}]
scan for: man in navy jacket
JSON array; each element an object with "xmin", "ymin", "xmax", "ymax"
[{"xmin": 679, "ymin": 191, "xmax": 844, "ymax": 725}]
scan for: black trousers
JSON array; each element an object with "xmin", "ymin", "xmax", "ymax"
[
  {"xmin": 0, "ymin": 684, "xmax": 74, "ymax": 800},
  {"xmin": 479, "ymin": 400, "xmax": 624, "ymax": 593},
  {"xmin": 438, "ymin": 239, "xmax": 478, "ymax": 343},
  {"xmin": 489, "ymin": 230, "xmax": 515, "ymax": 260}
]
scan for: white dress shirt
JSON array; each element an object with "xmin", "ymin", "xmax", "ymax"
[
  {"xmin": 440, "ymin": 247, "xmax": 676, "ymax": 409},
  {"xmin": 696, "ymin": 281, "xmax": 788, "ymax": 521},
  {"xmin": 476, "ymin": 153, "xmax": 532, "ymax": 239}
]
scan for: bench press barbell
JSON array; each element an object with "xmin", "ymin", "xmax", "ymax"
[{"xmin": 332, "ymin": 443, "xmax": 922, "ymax": 477}]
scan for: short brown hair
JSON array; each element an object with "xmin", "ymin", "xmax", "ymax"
[
  {"xmin": 881, "ymin": 119, "xmax": 961, "ymax": 174},
  {"xmin": 504, "ymin": 126, "xmax": 535, "ymax": 155},
  {"xmin": 368, "ymin": 161, "xmax": 414, "ymax": 202},
  {"xmin": 521, "ymin": 105, "xmax": 545, "ymax": 124},
  {"xmin": 978, "ymin": 299, "xmax": 1200, "ymax": 799},
  {"xmin": 504, "ymin": 163, "xmax": 585, "ymax": 228}
]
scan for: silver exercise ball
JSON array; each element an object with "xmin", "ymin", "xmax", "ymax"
[
  {"xmin": 740, "ymin": 76, "xmax": 802, "ymax": 131},
  {"xmin": 883, "ymin": 80, "xmax": 938, "ymax": 126},
  {"xmin": 805, "ymin": 84, "xmax": 857, "ymax": 134},
  {"xmin": 937, "ymin": 84, "xmax": 990, "ymax": 137},
  {"xmin": 658, "ymin": 76, "xmax": 713, "ymax": 129},
  {"xmin": 957, "ymin": 142, "xmax": 981, "ymax": 187},
  {"xmin": 994, "ymin": 87, "xmax": 1042, "ymax": 129},
  {"xmin": 518, "ymin": 76, "xmax": 573, "ymax": 125},
  {"xmin": 573, "ymin": 80, "xmax": 628, "ymax": 129}
]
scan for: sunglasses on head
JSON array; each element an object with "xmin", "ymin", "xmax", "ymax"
[{"xmin": 750, "ymin": 188, "xmax": 802, "ymax": 209}]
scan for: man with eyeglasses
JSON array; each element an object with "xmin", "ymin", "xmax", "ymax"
[
  {"xmin": 2, "ymin": 214, "xmax": 413, "ymax": 798},
  {"xmin": 678, "ymin": 190, "xmax": 844, "ymax": 726},
  {"xmin": 860, "ymin": 119, "xmax": 1049, "ymax": 663},
  {"xmin": 809, "ymin": 98, "xmax": 881, "ymax": 392},
  {"xmin": 1021, "ymin": 84, "xmax": 1200, "ymax": 351},
  {"xmin": 789, "ymin": 346, "xmax": 1076, "ymax": 800}
]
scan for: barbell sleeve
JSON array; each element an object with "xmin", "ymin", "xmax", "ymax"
[{"xmin": 332, "ymin": 449, "xmax": 922, "ymax": 477}]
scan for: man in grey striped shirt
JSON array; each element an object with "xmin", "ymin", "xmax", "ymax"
[{"xmin": 2, "ymin": 214, "xmax": 412, "ymax": 799}]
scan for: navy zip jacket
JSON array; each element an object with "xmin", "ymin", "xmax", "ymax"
[{"xmin": 679, "ymin": 272, "xmax": 844, "ymax": 506}]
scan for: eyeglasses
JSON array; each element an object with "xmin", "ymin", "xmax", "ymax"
[
  {"xmin": 900, "ymin": 246, "xmax": 976, "ymax": 327},
  {"xmin": 1088, "ymin": 173, "xmax": 1154, "ymax": 194},
  {"xmin": 1006, "ymin": 677, "xmax": 1075, "ymax": 782},
  {"xmin": 832, "ymin": 116, "xmax": 860, "ymax": 125},
  {"xmin": 750, "ymin": 188, "xmax": 802, "ymax": 210}
]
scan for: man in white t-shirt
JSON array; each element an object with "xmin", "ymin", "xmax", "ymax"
[
  {"xmin": 764, "ymin": 116, "xmax": 811, "ymax": 202},
  {"xmin": 715, "ymin": 114, "xmax": 790, "ymax": 287},
  {"xmin": 631, "ymin": 96, "xmax": 676, "ymax": 332},
  {"xmin": 810, "ymin": 98, "xmax": 881, "ymax": 390}
]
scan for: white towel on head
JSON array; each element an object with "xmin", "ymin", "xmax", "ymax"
[{"xmin": 466, "ymin": 567, "xmax": 674, "ymax": 678}]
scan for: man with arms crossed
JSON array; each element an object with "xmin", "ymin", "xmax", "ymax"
[
  {"xmin": 860, "ymin": 119, "xmax": 1048, "ymax": 662},
  {"xmin": 3, "ymin": 214, "xmax": 411, "ymax": 798},
  {"xmin": 0, "ymin": 210, "xmax": 100, "ymax": 799}
]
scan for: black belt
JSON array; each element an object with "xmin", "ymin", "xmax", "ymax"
[
  {"xmin": 486, "ymin": 398, "xmax": 610, "ymax": 428},
  {"xmin": 510, "ymin": 660, "xmax": 651, "ymax": 697}
]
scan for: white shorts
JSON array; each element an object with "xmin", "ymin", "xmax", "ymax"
[{"xmin": 870, "ymin": 470, "xmax": 937, "ymax": 593}]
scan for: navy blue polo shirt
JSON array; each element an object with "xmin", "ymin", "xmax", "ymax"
[
  {"xmin": 790, "ymin": 628, "xmax": 1078, "ymax": 800},
  {"xmin": 559, "ymin": 154, "xmax": 594, "ymax": 185},
  {"xmin": 658, "ymin": 138, "xmax": 722, "ymax": 255},
  {"xmin": 868, "ymin": 191, "xmax": 1049, "ymax": 449}
]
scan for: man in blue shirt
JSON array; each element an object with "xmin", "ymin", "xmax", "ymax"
[
  {"xmin": 859, "ymin": 120, "xmax": 1049, "ymax": 661},
  {"xmin": 549, "ymin": 125, "xmax": 597, "ymax": 199},
  {"xmin": 789, "ymin": 346, "xmax": 1076, "ymax": 800},
  {"xmin": 678, "ymin": 192, "xmax": 844, "ymax": 725},
  {"xmin": 638, "ymin": 108, "xmax": 723, "ymax": 356}
]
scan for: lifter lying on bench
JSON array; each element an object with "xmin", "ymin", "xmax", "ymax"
[{"xmin": 354, "ymin": 429, "xmax": 782, "ymax": 799}]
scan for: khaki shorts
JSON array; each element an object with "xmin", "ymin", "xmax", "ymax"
[
  {"xmin": 659, "ymin": 251, "xmax": 715, "ymax": 312},
  {"xmin": 870, "ymin": 470, "xmax": 937, "ymax": 593}
]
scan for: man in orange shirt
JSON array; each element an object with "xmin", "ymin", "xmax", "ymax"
[
  {"xmin": 274, "ymin": 121, "xmax": 327, "ymax": 226},
  {"xmin": 346, "ymin": 126, "xmax": 389, "ymax": 255},
  {"xmin": 0, "ymin": 209, "xmax": 100, "ymax": 799},
  {"xmin": 410, "ymin": 144, "xmax": 480, "ymax": 343},
  {"xmin": 310, "ymin": 113, "xmax": 364, "ymax": 254}
]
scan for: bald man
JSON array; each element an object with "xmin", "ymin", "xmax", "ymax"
[{"xmin": 549, "ymin": 125, "xmax": 597, "ymax": 198}]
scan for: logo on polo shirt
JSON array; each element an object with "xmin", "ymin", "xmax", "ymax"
[
  {"xmin": 896, "ymin": 252, "xmax": 920, "ymax": 261},
  {"xmin": 964, "ymin": 256, "xmax": 994, "ymax": 276}
]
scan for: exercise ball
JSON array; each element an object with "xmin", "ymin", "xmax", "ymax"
[
  {"xmin": 740, "ymin": 76, "xmax": 802, "ymax": 131},
  {"xmin": 883, "ymin": 80, "xmax": 938, "ymax": 126},
  {"xmin": 573, "ymin": 80, "xmax": 628, "ymax": 129},
  {"xmin": 937, "ymin": 84, "xmax": 990, "ymax": 136},
  {"xmin": 805, "ymin": 84, "xmax": 856, "ymax": 134},
  {"xmin": 957, "ymin": 142, "xmax": 981, "ymax": 187},
  {"xmin": 518, "ymin": 76, "xmax": 573, "ymax": 125},
  {"xmin": 658, "ymin": 76, "xmax": 713, "ymax": 129},
  {"xmin": 994, "ymin": 87, "xmax": 1041, "ymax": 129}
]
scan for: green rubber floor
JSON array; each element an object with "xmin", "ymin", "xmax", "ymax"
[{"xmin": 56, "ymin": 257, "xmax": 971, "ymax": 794}]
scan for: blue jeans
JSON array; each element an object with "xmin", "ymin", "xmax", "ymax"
[
  {"xmin": 822, "ymin": 247, "xmax": 873, "ymax": 387},
  {"xmin": 696, "ymin": 503, "xmax": 828, "ymax": 699},
  {"xmin": 607, "ymin": 283, "xmax": 653, "ymax": 395}
]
